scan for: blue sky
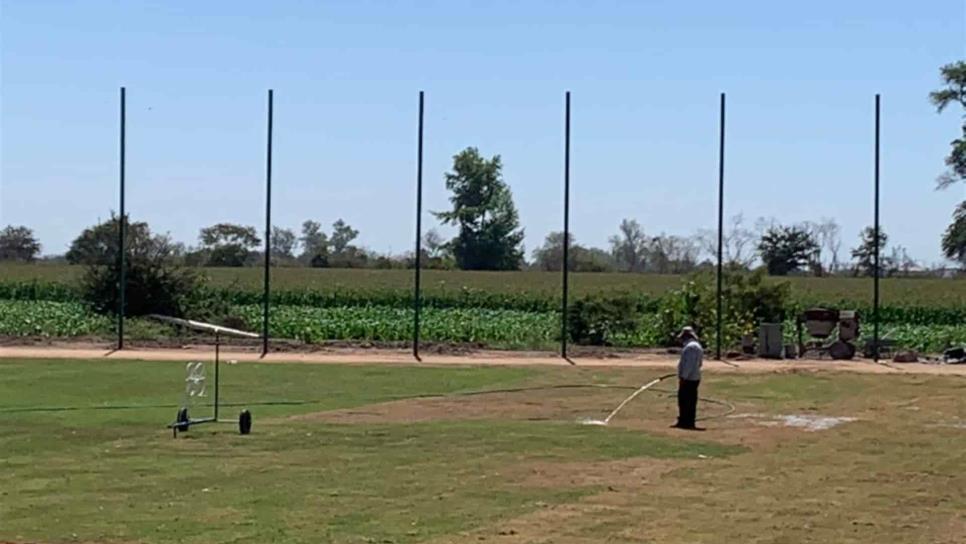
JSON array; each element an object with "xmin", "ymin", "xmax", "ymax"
[{"xmin": 2, "ymin": 0, "xmax": 964, "ymax": 264}]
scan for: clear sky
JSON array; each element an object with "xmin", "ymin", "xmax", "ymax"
[{"xmin": 2, "ymin": 0, "xmax": 964, "ymax": 264}]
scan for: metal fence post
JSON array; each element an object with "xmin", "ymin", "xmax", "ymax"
[
  {"xmin": 873, "ymin": 94, "xmax": 881, "ymax": 362},
  {"xmin": 413, "ymin": 91, "xmax": 425, "ymax": 360},
  {"xmin": 118, "ymin": 86, "xmax": 126, "ymax": 350},
  {"xmin": 715, "ymin": 92, "xmax": 726, "ymax": 359},
  {"xmin": 561, "ymin": 91, "xmax": 571, "ymax": 359},
  {"xmin": 262, "ymin": 89, "xmax": 273, "ymax": 356}
]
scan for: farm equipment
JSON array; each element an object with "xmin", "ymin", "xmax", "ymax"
[
  {"xmin": 796, "ymin": 308, "xmax": 860, "ymax": 360},
  {"xmin": 148, "ymin": 315, "xmax": 260, "ymax": 437}
]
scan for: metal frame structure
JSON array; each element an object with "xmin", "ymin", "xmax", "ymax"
[
  {"xmin": 149, "ymin": 315, "xmax": 260, "ymax": 437},
  {"xmin": 107, "ymin": 89, "xmax": 885, "ymax": 362}
]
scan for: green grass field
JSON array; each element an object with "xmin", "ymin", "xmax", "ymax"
[{"xmin": 1, "ymin": 359, "xmax": 963, "ymax": 543}]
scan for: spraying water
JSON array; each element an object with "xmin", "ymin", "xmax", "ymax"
[{"xmin": 579, "ymin": 374, "xmax": 674, "ymax": 426}]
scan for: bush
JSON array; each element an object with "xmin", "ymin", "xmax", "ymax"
[
  {"xmin": 567, "ymin": 296, "xmax": 638, "ymax": 346},
  {"xmin": 81, "ymin": 220, "xmax": 199, "ymax": 317},
  {"xmin": 658, "ymin": 269, "xmax": 790, "ymax": 351}
]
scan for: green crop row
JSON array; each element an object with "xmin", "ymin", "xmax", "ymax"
[
  {"xmin": 232, "ymin": 304, "xmax": 558, "ymax": 346},
  {"xmin": 2, "ymin": 263, "xmax": 965, "ymax": 305},
  {"xmin": 0, "ymin": 300, "xmax": 559, "ymax": 347},
  {"xmin": 2, "ymin": 277, "xmax": 964, "ymax": 325},
  {"xmin": 0, "ymin": 300, "xmax": 112, "ymax": 337},
  {"xmin": 2, "ymin": 300, "xmax": 961, "ymax": 354}
]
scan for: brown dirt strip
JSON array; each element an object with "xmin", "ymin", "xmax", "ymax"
[{"xmin": 2, "ymin": 345, "xmax": 965, "ymax": 376}]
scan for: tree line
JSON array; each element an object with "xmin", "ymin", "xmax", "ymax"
[{"xmin": 0, "ymin": 210, "xmax": 955, "ymax": 277}]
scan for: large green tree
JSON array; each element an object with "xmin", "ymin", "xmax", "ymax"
[
  {"xmin": 434, "ymin": 148, "xmax": 524, "ymax": 270},
  {"xmin": 71, "ymin": 216, "xmax": 198, "ymax": 317},
  {"xmin": 298, "ymin": 220, "xmax": 329, "ymax": 267},
  {"xmin": 930, "ymin": 61, "xmax": 966, "ymax": 268},
  {"xmin": 930, "ymin": 61, "xmax": 966, "ymax": 190},
  {"xmin": 609, "ymin": 219, "xmax": 648, "ymax": 272},
  {"xmin": 531, "ymin": 231, "xmax": 614, "ymax": 272},
  {"xmin": 757, "ymin": 225, "xmax": 818, "ymax": 276},
  {"xmin": 67, "ymin": 214, "xmax": 153, "ymax": 265},
  {"xmin": 198, "ymin": 223, "xmax": 260, "ymax": 267},
  {"xmin": 329, "ymin": 219, "xmax": 359, "ymax": 255},
  {"xmin": 851, "ymin": 226, "xmax": 889, "ymax": 277},
  {"xmin": 271, "ymin": 226, "xmax": 297, "ymax": 263},
  {"xmin": 0, "ymin": 225, "xmax": 41, "ymax": 262},
  {"xmin": 942, "ymin": 201, "xmax": 966, "ymax": 266}
]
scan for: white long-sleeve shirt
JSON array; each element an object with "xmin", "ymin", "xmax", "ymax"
[{"xmin": 677, "ymin": 340, "xmax": 703, "ymax": 381}]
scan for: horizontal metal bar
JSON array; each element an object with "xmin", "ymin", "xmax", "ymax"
[{"xmin": 166, "ymin": 416, "xmax": 216, "ymax": 429}]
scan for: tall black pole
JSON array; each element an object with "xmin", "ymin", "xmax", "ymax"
[
  {"xmin": 262, "ymin": 89, "xmax": 273, "ymax": 356},
  {"xmin": 214, "ymin": 332, "xmax": 220, "ymax": 421},
  {"xmin": 413, "ymin": 91, "xmax": 425, "ymax": 361},
  {"xmin": 561, "ymin": 91, "xmax": 571, "ymax": 359},
  {"xmin": 873, "ymin": 94, "xmax": 881, "ymax": 362},
  {"xmin": 715, "ymin": 92, "xmax": 726, "ymax": 360},
  {"xmin": 118, "ymin": 86, "xmax": 126, "ymax": 351}
]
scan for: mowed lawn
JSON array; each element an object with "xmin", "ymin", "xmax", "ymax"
[{"xmin": 1, "ymin": 359, "xmax": 964, "ymax": 543}]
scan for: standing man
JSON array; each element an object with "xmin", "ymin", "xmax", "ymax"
[{"xmin": 673, "ymin": 326, "xmax": 703, "ymax": 430}]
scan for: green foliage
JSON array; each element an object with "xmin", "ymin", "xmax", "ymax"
[
  {"xmin": 609, "ymin": 219, "xmax": 650, "ymax": 272},
  {"xmin": 198, "ymin": 223, "xmax": 260, "ymax": 267},
  {"xmin": 66, "ymin": 214, "xmax": 152, "ymax": 265},
  {"xmin": 0, "ymin": 300, "xmax": 110, "ymax": 336},
  {"xmin": 434, "ymin": 147, "xmax": 524, "ymax": 270},
  {"xmin": 658, "ymin": 269, "xmax": 791, "ymax": 351},
  {"xmin": 298, "ymin": 220, "xmax": 329, "ymax": 266},
  {"xmin": 294, "ymin": 218, "xmax": 366, "ymax": 268},
  {"xmin": 942, "ymin": 200, "xmax": 966, "ymax": 266},
  {"xmin": 270, "ymin": 225, "xmax": 297, "ymax": 261},
  {"xmin": 81, "ymin": 222, "xmax": 199, "ymax": 317},
  {"xmin": 851, "ymin": 226, "xmax": 889, "ymax": 277},
  {"xmin": 930, "ymin": 60, "xmax": 966, "ymax": 190},
  {"xmin": 868, "ymin": 324, "xmax": 966, "ymax": 353},
  {"xmin": 531, "ymin": 231, "xmax": 616, "ymax": 272},
  {"xmin": 0, "ymin": 279, "xmax": 78, "ymax": 302},
  {"xmin": 567, "ymin": 296, "xmax": 638, "ymax": 345},
  {"xmin": 0, "ymin": 225, "xmax": 41, "ymax": 262},
  {"xmin": 234, "ymin": 304, "xmax": 557, "ymax": 346},
  {"xmin": 758, "ymin": 225, "xmax": 819, "ymax": 276},
  {"xmin": 1, "ymin": 264, "xmax": 964, "ymax": 352}
]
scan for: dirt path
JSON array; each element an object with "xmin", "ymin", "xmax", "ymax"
[{"xmin": 2, "ymin": 344, "xmax": 965, "ymax": 376}]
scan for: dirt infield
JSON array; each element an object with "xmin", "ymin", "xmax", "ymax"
[{"xmin": 2, "ymin": 343, "xmax": 965, "ymax": 376}]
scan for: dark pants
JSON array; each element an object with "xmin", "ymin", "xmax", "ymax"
[{"xmin": 677, "ymin": 379, "xmax": 700, "ymax": 428}]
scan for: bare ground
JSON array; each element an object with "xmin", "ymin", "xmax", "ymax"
[{"xmin": 2, "ymin": 344, "xmax": 965, "ymax": 376}]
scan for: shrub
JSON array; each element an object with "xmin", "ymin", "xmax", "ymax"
[
  {"xmin": 567, "ymin": 296, "xmax": 638, "ymax": 346},
  {"xmin": 658, "ymin": 269, "xmax": 791, "ymax": 351},
  {"xmin": 81, "ymin": 220, "xmax": 199, "ymax": 317}
]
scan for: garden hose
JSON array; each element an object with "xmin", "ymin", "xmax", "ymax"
[{"xmin": 0, "ymin": 381, "xmax": 736, "ymax": 421}]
